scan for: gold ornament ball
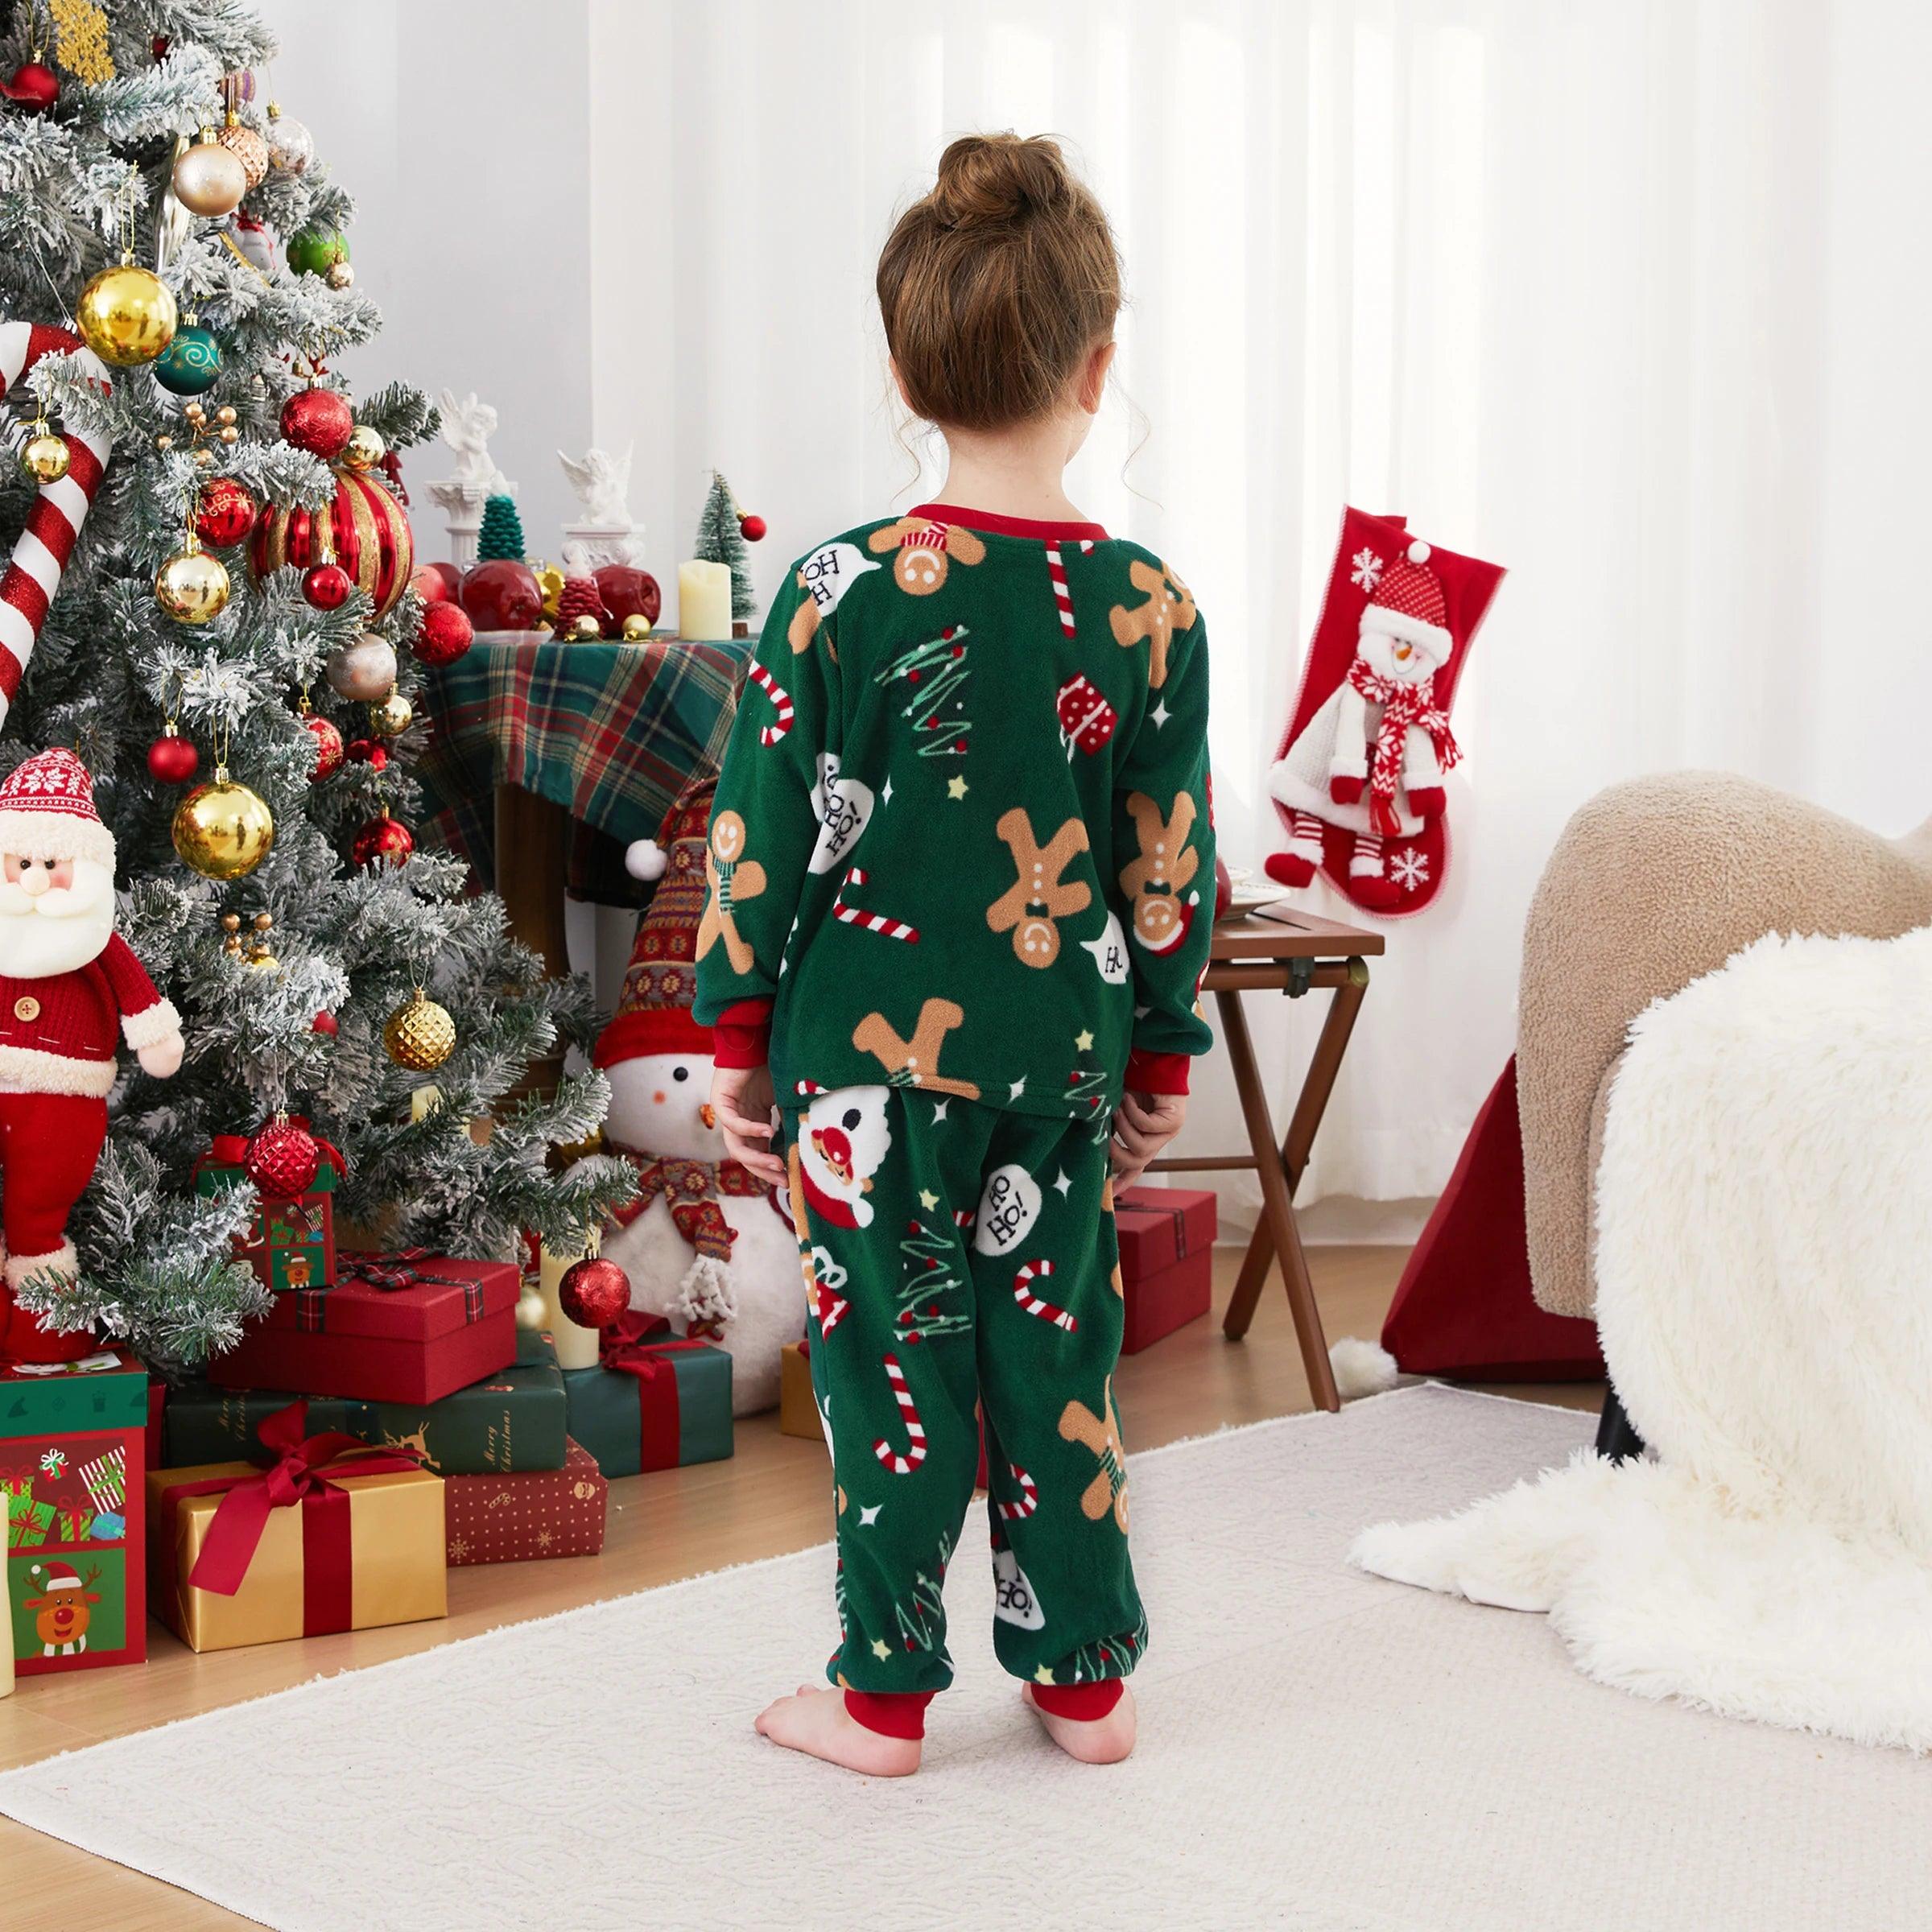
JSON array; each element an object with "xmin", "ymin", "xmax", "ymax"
[
  {"xmin": 383, "ymin": 989, "xmax": 456, "ymax": 1072},
  {"xmin": 218, "ymin": 425, "xmax": 239, "ymax": 444},
  {"xmin": 325, "ymin": 260, "xmax": 355, "ymax": 291},
  {"xmin": 22, "ymin": 431, "xmax": 69, "ymax": 484},
  {"xmin": 341, "ymin": 423, "xmax": 386, "ymax": 472},
  {"xmin": 570, "ymin": 613, "xmax": 601, "ymax": 639},
  {"xmin": 191, "ymin": 446, "xmax": 215, "ymax": 468},
  {"xmin": 155, "ymin": 543, "xmax": 231, "ymax": 624},
  {"xmin": 216, "ymin": 405, "xmax": 237, "ymax": 426},
  {"xmin": 75, "ymin": 262, "xmax": 179, "ymax": 368},
  {"xmin": 171, "ymin": 138, "xmax": 249, "ymax": 217},
  {"xmin": 620, "ymin": 612, "xmax": 651, "ymax": 641},
  {"xmin": 172, "ymin": 774, "xmax": 275, "ymax": 879},
  {"xmin": 217, "ymin": 119, "xmax": 270, "ymax": 189},
  {"xmin": 368, "ymin": 687, "xmax": 413, "ymax": 737}
]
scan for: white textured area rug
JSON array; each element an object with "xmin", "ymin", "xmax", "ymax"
[{"xmin": 6, "ymin": 1387, "xmax": 1930, "ymax": 1932}]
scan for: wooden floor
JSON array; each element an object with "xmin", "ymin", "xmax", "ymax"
[{"xmin": 0, "ymin": 1245, "xmax": 1600, "ymax": 1930}]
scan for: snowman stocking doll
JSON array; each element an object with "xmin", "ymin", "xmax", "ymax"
[{"xmin": 1266, "ymin": 510, "xmax": 1504, "ymax": 917}]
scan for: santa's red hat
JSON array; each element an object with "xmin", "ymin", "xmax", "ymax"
[
  {"xmin": 0, "ymin": 749, "xmax": 115, "ymax": 868},
  {"xmin": 1360, "ymin": 540, "xmax": 1451, "ymax": 660},
  {"xmin": 592, "ymin": 780, "xmax": 717, "ymax": 1070}
]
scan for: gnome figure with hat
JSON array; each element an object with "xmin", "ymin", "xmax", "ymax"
[
  {"xmin": 588, "ymin": 778, "xmax": 801, "ymax": 1414},
  {"xmin": 1269, "ymin": 539, "xmax": 1462, "ymax": 912},
  {"xmin": 0, "ymin": 749, "xmax": 184, "ymax": 1360}
]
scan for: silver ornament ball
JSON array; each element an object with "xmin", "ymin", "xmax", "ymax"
[{"xmin": 326, "ymin": 634, "xmax": 399, "ymax": 702}]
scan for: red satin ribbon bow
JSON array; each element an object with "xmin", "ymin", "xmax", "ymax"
[
  {"xmin": 183, "ymin": 1399, "xmax": 422, "ymax": 1612},
  {"xmin": 600, "ymin": 1312, "xmax": 712, "ymax": 1472}
]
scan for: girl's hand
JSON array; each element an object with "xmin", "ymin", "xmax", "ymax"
[
  {"xmin": 1110, "ymin": 1091, "xmax": 1187, "ymax": 1191},
  {"xmin": 712, "ymin": 1063, "xmax": 786, "ymax": 1186}
]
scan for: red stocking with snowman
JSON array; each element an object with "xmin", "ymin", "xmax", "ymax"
[{"xmin": 1267, "ymin": 510, "xmax": 1504, "ymax": 915}]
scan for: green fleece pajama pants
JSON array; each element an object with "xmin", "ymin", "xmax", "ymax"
[{"xmin": 783, "ymin": 1082, "xmax": 1146, "ymax": 1699}]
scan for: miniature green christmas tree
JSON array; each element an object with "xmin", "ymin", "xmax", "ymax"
[
  {"xmin": 477, "ymin": 493, "xmax": 526, "ymax": 563},
  {"xmin": 692, "ymin": 471, "xmax": 754, "ymax": 620}
]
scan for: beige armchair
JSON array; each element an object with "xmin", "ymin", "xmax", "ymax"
[{"xmin": 1518, "ymin": 773, "xmax": 1932, "ymax": 1335}]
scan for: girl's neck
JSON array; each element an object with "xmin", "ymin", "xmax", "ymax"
[{"xmin": 923, "ymin": 421, "xmax": 1088, "ymax": 526}]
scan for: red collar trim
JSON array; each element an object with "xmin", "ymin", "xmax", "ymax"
[{"xmin": 908, "ymin": 502, "xmax": 1109, "ymax": 544}]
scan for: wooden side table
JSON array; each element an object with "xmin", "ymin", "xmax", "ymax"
[{"xmin": 1148, "ymin": 908, "xmax": 1383, "ymax": 1410}]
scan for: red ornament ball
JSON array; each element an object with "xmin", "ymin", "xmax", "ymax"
[
  {"xmin": 279, "ymin": 386, "xmax": 355, "ymax": 461},
  {"xmin": 739, "ymin": 513, "xmax": 767, "ymax": 543},
  {"xmin": 244, "ymin": 1117, "xmax": 320, "ymax": 1196},
  {"xmin": 6, "ymin": 63, "xmax": 58, "ymax": 112},
  {"xmin": 194, "ymin": 477, "xmax": 258, "ymax": 548},
  {"xmin": 146, "ymin": 730, "xmax": 199, "ymax": 784},
  {"xmin": 409, "ymin": 564, "xmax": 450, "ymax": 605},
  {"xmin": 301, "ymin": 559, "xmax": 354, "ymax": 610},
  {"xmin": 413, "ymin": 600, "xmax": 474, "ymax": 667},
  {"xmin": 302, "ymin": 709, "xmax": 345, "ymax": 782},
  {"xmin": 557, "ymin": 1257, "xmax": 630, "ymax": 1331},
  {"xmin": 352, "ymin": 811, "xmax": 414, "ymax": 868},
  {"xmin": 311, "ymin": 1009, "xmax": 339, "ymax": 1037}
]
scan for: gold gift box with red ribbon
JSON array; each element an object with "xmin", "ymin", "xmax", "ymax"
[{"xmin": 147, "ymin": 1399, "xmax": 445, "ymax": 1653}]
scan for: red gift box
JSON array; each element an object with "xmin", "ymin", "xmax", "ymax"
[
  {"xmin": 444, "ymin": 1439, "xmax": 606, "ymax": 1566},
  {"xmin": 1114, "ymin": 1187, "xmax": 1216, "ymax": 1354},
  {"xmin": 208, "ymin": 1252, "xmax": 520, "ymax": 1405},
  {"xmin": 1056, "ymin": 674, "xmax": 1118, "ymax": 756}
]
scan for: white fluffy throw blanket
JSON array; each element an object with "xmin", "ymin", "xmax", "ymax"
[{"xmin": 1355, "ymin": 926, "xmax": 1932, "ymax": 1751}]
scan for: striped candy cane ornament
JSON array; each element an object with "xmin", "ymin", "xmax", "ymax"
[
  {"xmin": 872, "ymin": 1352, "xmax": 928, "ymax": 1473},
  {"xmin": 1013, "ymin": 1259, "xmax": 1078, "ymax": 1332},
  {"xmin": 832, "ymin": 868, "xmax": 920, "ymax": 942},
  {"xmin": 996, "ymin": 1462, "xmax": 1038, "ymax": 1521},
  {"xmin": 746, "ymin": 658, "xmax": 793, "ymax": 745},
  {"xmin": 0, "ymin": 322, "xmax": 112, "ymax": 729}
]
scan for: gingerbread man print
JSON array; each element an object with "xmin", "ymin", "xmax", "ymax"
[
  {"xmin": 867, "ymin": 518, "xmax": 987, "ymax": 596},
  {"xmin": 1108, "ymin": 558, "xmax": 1196, "ymax": 688},
  {"xmin": 1059, "ymin": 1380, "xmax": 1130, "ymax": 1533},
  {"xmin": 696, "ymin": 810, "xmax": 766, "ymax": 976},
  {"xmin": 1118, "ymin": 791, "xmax": 1199, "ymax": 956},
  {"xmin": 986, "ymin": 808, "xmax": 1092, "ymax": 968},
  {"xmin": 851, "ymin": 997, "xmax": 983, "ymax": 1100}
]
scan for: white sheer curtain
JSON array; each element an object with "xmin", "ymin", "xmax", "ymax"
[{"xmin": 588, "ymin": 0, "xmax": 1932, "ymax": 1225}]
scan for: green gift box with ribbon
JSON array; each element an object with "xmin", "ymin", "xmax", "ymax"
[{"xmin": 562, "ymin": 1316, "xmax": 733, "ymax": 1477}]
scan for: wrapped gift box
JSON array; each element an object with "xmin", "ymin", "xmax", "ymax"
[
  {"xmin": 208, "ymin": 1253, "xmax": 520, "ymax": 1406},
  {"xmin": 195, "ymin": 1131, "xmax": 343, "ymax": 1292},
  {"xmin": 147, "ymin": 1404, "xmax": 445, "ymax": 1653},
  {"xmin": 564, "ymin": 1323, "xmax": 733, "ymax": 1476},
  {"xmin": 778, "ymin": 1339, "xmax": 819, "ymax": 1442},
  {"xmin": 171, "ymin": 1328, "xmax": 567, "ymax": 1475},
  {"xmin": 1114, "ymin": 1187, "xmax": 1217, "ymax": 1354},
  {"xmin": 444, "ymin": 1439, "xmax": 606, "ymax": 1566},
  {"xmin": 3, "ymin": 1350, "xmax": 147, "ymax": 1678}
]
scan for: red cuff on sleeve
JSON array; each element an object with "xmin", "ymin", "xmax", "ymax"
[
  {"xmin": 1125, "ymin": 1049, "xmax": 1190, "ymax": 1096},
  {"xmin": 710, "ymin": 998, "xmax": 773, "ymax": 1070}
]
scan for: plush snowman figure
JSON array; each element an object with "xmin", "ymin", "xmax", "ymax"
[{"xmin": 592, "ymin": 782, "xmax": 802, "ymax": 1414}]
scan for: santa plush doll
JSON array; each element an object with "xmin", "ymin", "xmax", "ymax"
[
  {"xmin": 591, "ymin": 780, "xmax": 801, "ymax": 1414},
  {"xmin": 0, "ymin": 749, "xmax": 184, "ymax": 1360}
]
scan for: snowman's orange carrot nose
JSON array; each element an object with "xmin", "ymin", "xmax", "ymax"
[
  {"xmin": 700, "ymin": 1103, "xmax": 716, "ymax": 1129},
  {"xmin": 1394, "ymin": 642, "xmax": 1412, "ymax": 660}
]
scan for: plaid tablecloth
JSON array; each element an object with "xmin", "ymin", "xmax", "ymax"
[{"xmin": 418, "ymin": 633, "xmax": 749, "ymax": 903}]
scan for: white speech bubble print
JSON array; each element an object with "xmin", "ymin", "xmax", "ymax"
[
  {"xmin": 807, "ymin": 750, "xmax": 875, "ymax": 874},
  {"xmin": 972, "ymin": 1163, "xmax": 1042, "ymax": 1257},
  {"xmin": 992, "ymin": 1548, "xmax": 1045, "ymax": 1629},
  {"xmin": 1080, "ymin": 910, "xmax": 1131, "ymax": 985},
  {"xmin": 797, "ymin": 541, "xmax": 879, "ymax": 617}
]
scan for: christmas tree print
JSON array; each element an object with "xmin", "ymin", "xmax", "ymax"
[
  {"xmin": 894, "ymin": 1533, "xmax": 953, "ymax": 1657},
  {"xmin": 1061, "ymin": 1608, "xmax": 1149, "ymax": 1685},
  {"xmin": 477, "ymin": 493, "xmax": 526, "ymax": 561},
  {"xmin": 894, "ymin": 1218, "xmax": 971, "ymax": 1343},
  {"xmin": 1065, "ymin": 1066, "xmax": 1108, "ymax": 1116},
  {"xmin": 874, "ymin": 626, "xmax": 972, "ymax": 758}
]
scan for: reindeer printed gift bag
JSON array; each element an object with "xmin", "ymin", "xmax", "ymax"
[{"xmin": 2, "ymin": 1350, "xmax": 147, "ymax": 1677}]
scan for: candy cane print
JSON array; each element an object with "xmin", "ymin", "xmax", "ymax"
[
  {"xmin": 872, "ymin": 1352, "xmax": 928, "ymax": 1474},
  {"xmin": 832, "ymin": 868, "xmax": 920, "ymax": 942},
  {"xmin": 1013, "ymin": 1259, "xmax": 1078, "ymax": 1332},
  {"xmin": 747, "ymin": 658, "xmax": 793, "ymax": 745},
  {"xmin": 996, "ymin": 1462, "xmax": 1038, "ymax": 1521},
  {"xmin": 0, "ymin": 322, "xmax": 112, "ymax": 729}
]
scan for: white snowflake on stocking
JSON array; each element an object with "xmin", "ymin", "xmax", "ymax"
[
  {"xmin": 448, "ymin": 1536, "xmax": 469, "ymax": 1561},
  {"xmin": 1351, "ymin": 548, "xmax": 1384, "ymax": 591},
  {"xmin": 1389, "ymin": 848, "xmax": 1430, "ymax": 893},
  {"xmin": 39, "ymin": 1448, "xmax": 67, "ymax": 1477}
]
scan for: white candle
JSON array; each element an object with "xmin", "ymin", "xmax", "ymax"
[
  {"xmin": 539, "ymin": 1229, "xmax": 604, "ymax": 1370},
  {"xmin": 410, "ymin": 1084, "xmax": 443, "ymax": 1122},
  {"xmin": 677, "ymin": 559, "xmax": 733, "ymax": 641}
]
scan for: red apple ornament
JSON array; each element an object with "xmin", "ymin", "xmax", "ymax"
[
  {"xmin": 410, "ymin": 564, "xmax": 450, "ymax": 605},
  {"xmin": 592, "ymin": 565, "xmax": 662, "ymax": 638},
  {"xmin": 459, "ymin": 558, "xmax": 542, "ymax": 633}
]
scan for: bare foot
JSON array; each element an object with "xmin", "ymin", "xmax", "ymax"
[
  {"xmin": 1023, "ymin": 1683, "xmax": 1137, "ymax": 1764},
  {"xmin": 753, "ymin": 1684, "xmax": 921, "ymax": 1777}
]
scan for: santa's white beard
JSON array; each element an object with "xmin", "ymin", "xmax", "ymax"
[{"xmin": 0, "ymin": 862, "xmax": 115, "ymax": 979}]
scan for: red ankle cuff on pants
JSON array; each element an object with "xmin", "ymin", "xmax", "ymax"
[
  {"xmin": 1031, "ymin": 1678, "xmax": 1125, "ymax": 1722},
  {"xmin": 844, "ymin": 1690, "xmax": 932, "ymax": 1740}
]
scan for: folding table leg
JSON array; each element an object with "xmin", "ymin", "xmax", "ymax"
[
  {"xmin": 1225, "ymin": 966, "xmax": 1368, "ymax": 1340},
  {"xmin": 1215, "ymin": 988, "xmax": 1340, "ymax": 1410}
]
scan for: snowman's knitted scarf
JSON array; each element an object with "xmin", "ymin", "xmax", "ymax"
[
  {"xmin": 1348, "ymin": 655, "xmax": 1460, "ymax": 837},
  {"xmin": 611, "ymin": 1151, "xmax": 766, "ymax": 1265}
]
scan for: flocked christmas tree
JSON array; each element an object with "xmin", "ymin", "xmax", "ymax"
[
  {"xmin": 0, "ymin": 1, "xmax": 633, "ymax": 1368},
  {"xmin": 692, "ymin": 470, "xmax": 753, "ymax": 620},
  {"xmin": 475, "ymin": 490, "xmax": 524, "ymax": 563}
]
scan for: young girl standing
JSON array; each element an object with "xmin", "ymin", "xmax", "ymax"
[{"xmin": 696, "ymin": 133, "xmax": 1214, "ymax": 1776}]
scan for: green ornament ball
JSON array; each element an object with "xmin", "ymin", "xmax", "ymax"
[
  {"xmin": 153, "ymin": 324, "xmax": 221, "ymax": 397},
  {"xmin": 286, "ymin": 227, "xmax": 349, "ymax": 277}
]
